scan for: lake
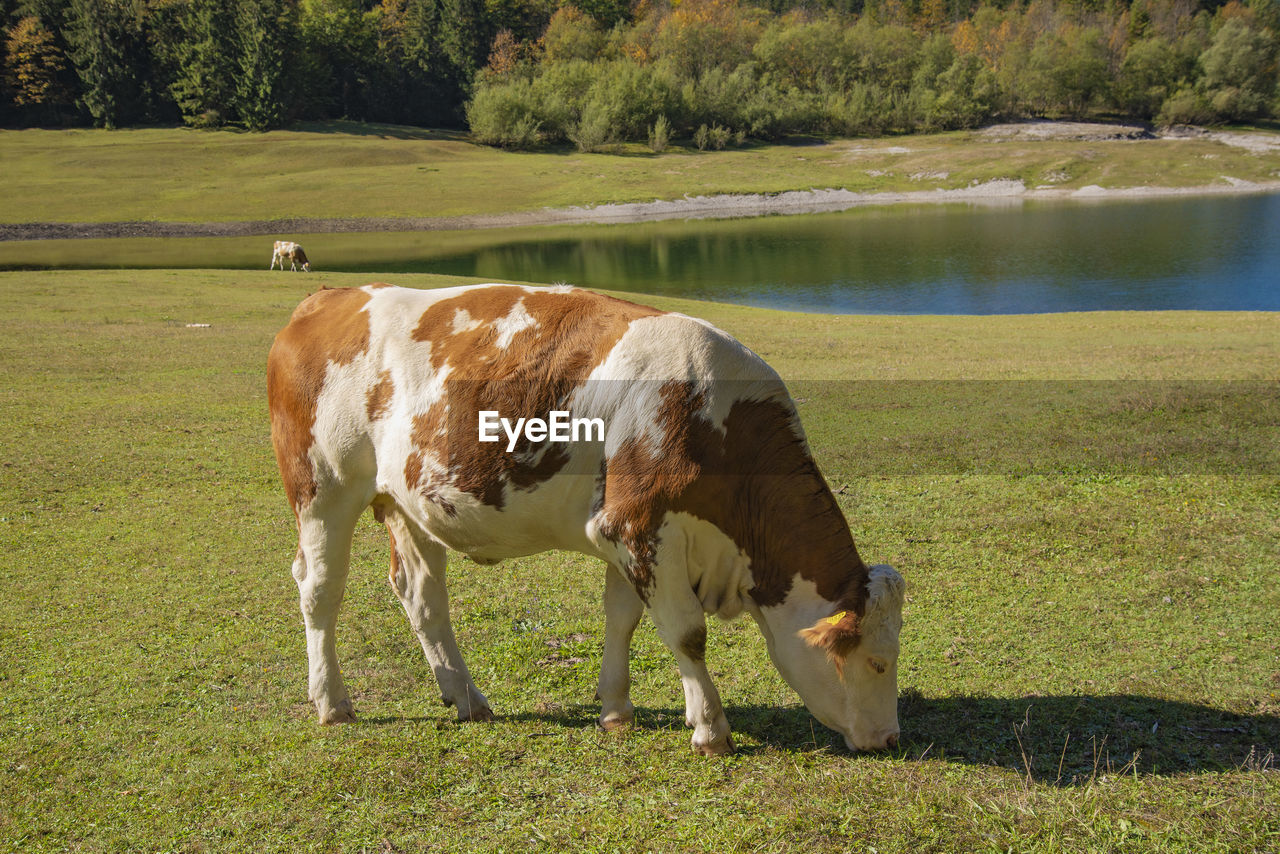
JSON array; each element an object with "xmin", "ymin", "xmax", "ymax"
[{"xmin": 4, "ymin": 193, "xmax": 1278, "ymax": 314}]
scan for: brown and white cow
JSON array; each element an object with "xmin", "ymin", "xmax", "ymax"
[
  {"xmin": 267, "ymin": 283, "xmax": 905, "ymax": 754},
  {"xmin": 271, "ymin": 240, "xmax": 311, "ymax": 272}
]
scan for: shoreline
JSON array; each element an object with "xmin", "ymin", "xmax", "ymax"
[{"xmin": 3, "ymin": 177, "xmax": 1279, "ymax": 243}]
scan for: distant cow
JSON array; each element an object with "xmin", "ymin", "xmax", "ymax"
[
  {"xmin": 271, "ymin": 241, "xmax": 311, "ymax": 272},
  {"xmin": 267, "ymin": 283, "xmax": 905, "ymax": 754}
]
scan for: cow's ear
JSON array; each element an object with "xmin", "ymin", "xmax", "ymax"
[{"xmin": 799, "ymin": 609, "xmax": 862, "ymax": 675}]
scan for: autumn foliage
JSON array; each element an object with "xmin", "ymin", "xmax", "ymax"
[
  {"xmin": 467, "ymin": 0, "xmax": 1280, "ymax": 149},
  {"xmin": 1, "ymin": 0, "xmax": 1277, "ymax": 134}
]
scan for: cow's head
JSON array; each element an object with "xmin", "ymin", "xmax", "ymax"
[{"xmin": 767, "ymin": 564, "xmax": 905, "ymax": 752}]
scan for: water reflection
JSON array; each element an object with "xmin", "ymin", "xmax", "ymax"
[
  {"xmin": 419, "ymin": 195, "xmax": 1280, "ymax": 314},
  {"xmin": 2, "ymin": 194, "xmax": 1277, "ymax": 314}
]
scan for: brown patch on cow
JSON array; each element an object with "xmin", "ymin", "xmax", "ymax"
[
  {"xmin": 598, "ymin": 380, "xmax": 869, "ymax": 612},
  {"xmin": 404, "ymin": 286, "xmax": 663, "ymax": 510},
  {"xmin": 365, "ymin": 370, "xmax": 394, "ymax": 422},
  {"xmin": 267, "ymin": 287, "xmax": 373, "ymax": 513},
  {"xmin": 799, "ymin": 610, "xmax": 862, "ymax": 675},
  {"xmin": 679, "ymin": 626, "xmax": 707, "ymax": 662},
  {"xmin": 388, "ymin": 527, "xmax": 401, "ymax": 584}
]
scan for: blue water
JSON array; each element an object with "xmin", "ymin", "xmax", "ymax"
[
  {"xmin": 4, "ymin": 193, "xmax": 1277, "ymax": 314},
  {"xmin": 414, "ymin": 194, "xmax": 1280, "ymax": 314}
]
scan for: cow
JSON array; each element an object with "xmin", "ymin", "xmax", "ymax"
[
  {"xmin": 267, "ymin": 283, "xmax": 905, "ymax": 754},
  {"xmin": 271, "ymin": 240, "xmax": 311, "ymax": 272}
]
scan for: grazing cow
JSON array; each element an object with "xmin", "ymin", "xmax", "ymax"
[
  {"xmin": 271, "ymin": 240, "xmax": 311, "ymax": 272},
  {"xmin": 267, "ymin": 283, "xmax": 905, "ymax": 754}
]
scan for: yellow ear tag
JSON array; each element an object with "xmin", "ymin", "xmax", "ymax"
[{"xmin": 824, "ymin": 610, "xmax": 848, "ymax": 627}]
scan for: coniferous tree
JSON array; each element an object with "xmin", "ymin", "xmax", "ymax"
[
  {"xmin": 64, "ymin": 0, "xmax": 142, "ymax": 127},
  {"xmin": 298, "ymin": 0, "xmax": 377, "ymax": 119},
  {"xmin": 401, "ymin": 0, "xmax": 488, "ymax": 124},
  {"xmin": 169, "ymin": 0, "xmax": 236, "ymax": 126},
  {"xmin": 236, "ymin": 0, "xmax": 291, "ymax": 129}
]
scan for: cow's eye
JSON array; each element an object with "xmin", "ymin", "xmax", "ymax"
[{"xmin": 868, "ymin": 657, "xmax": 887, "ymax": 675}]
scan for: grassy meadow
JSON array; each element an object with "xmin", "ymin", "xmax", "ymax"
[
  {"xmin": 2, "ymin": 122, "xmax": 1280, "ymax": 225},
  {"xmin": 0, "ymin": 268, "xmax": 1276, "ymax": 852}
]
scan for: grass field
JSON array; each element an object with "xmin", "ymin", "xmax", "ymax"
[
  {"xmin": 0, "ymin": 269, "xmax": 1276, "ymax": 852},
  {"xmin": 3, "ymin": 122, "xmax": 1280, "ymax": 225}
]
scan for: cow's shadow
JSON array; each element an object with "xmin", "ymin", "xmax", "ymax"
[{"xmin": 509, "ymin": 692, "xmax": 1278, "ymax": 783}]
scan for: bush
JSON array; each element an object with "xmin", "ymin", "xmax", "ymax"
[
  {"xmin": 648, "ymin": 113, "xmax": 670, "ymax": 152},
  {"xmin": 1157, "ymin": 87, "xmax": 1215, "ymax": 126},
  {"xmin": 569, "ymin": 99, "xmax": 615, "ymax": 151},
  {"xmin": 581, "ymin": 59, "xmax": 681, "ymax": 141},
  {"xmin": 466, "ymin": 78, "xmax": 543, "ymax": 147},
  {"xmin": 531, "ymin": 59, "xmax": 596, "ymax": 139}
]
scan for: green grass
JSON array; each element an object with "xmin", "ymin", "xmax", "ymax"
[
  {"xmin": 1, "ymin": 269, "xmax": 1277, "ymax": 852},
  {"xmin": 2, "ymin": 121, "xmax": 1279, "ymax": 224}
]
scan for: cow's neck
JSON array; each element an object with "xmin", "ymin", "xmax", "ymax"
[{"xmin": 742, "ymin": 460, "xmax": 870, "ymax": 616}]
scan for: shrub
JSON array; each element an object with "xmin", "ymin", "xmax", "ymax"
[
  {"xmin": 580, "ymin": 59, "xmax": 680, "ymax": 141},
  {"xmin": 466, "ymin": 78, "xmax": 543, "ymax": 147},
  {"xmin": 648, "ymin": 113, "xmax": 671, "ymax": 152},
  {"xmin": 1157, "ymin": 87, "xmax": 1215, "ymax": 126},
  {"xmin": 569, "ymin": 99, "xmax": 614, "ymax": 151}
]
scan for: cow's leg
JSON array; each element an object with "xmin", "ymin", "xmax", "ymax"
[
  {"xmin": 293, "ymin": 491, "xmax": 365, "ymax": 725},
  {"xmin": 383, "ymin": 511, "xmax": 493, "ymax": 722},
  {"xmin": 597, "ymin": 563, "xmax": 644, "ymax": 731},
  {"xmin": 270, "ymin": 252, "xmax": 278, "ymax": 270},
  {"xmin": 643, "ymin": 566, "xmax": 733, "ymax": 755}
]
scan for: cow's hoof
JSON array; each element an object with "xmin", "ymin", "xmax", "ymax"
[
  {"xmin": 598, "ymin": 711, "xmax": 634, "ymax": 732},
  {"xmin": 693, "ymin": 733, "xmax": 735, "ymax": 756},
  {"xmin": 457, "ymin": 703, "xmax": 495, "ymax": 723},
  {"xmin": 696, "ymin": 737, "xmax": 737, "ymax": 752},
  {"xmin": 319, "ymin": 699, "xmax": 356, "ymax": 725}
]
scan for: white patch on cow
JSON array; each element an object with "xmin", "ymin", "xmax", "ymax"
[
  {"xmin": 451, "ymin": 308, "xmax": 482, "ymax": 335},
  {"xmin": 492, "ymin": 299, "xmax": 537, "ymax": 349},
  {"xmin": 573, "ymin": 314, "xmax": 791, "ymax": 459},
  {"xmin": 657, "ymin": 511, "xmax": 752, "ymax": 619},
  {"xmin": 748, "ymin": 570, "xmax": 903, "ymax": 752}
]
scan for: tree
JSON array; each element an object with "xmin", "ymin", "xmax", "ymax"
[
  {"xmin": 651, "ymin": 0, "xmax": 764, "ymax": 80},
  {"xmin": 1023, "ymin": 26, "xmax": 1111, "ymax": 117},
  {"xmin": 168, "ymin": 0, "xmax": 236, "ymax": 126},
  {"xmin": 5, "ymin": 15, "xmax": 70, "ymax": 112},
  {"xmin": 236, "ymin": 0, "xmax": 292, "ymax": 129},
  {"xmin": 298, "ymin": 0, "xmax": 377, "ymax": 119},
  {"xmin": 1199, "ymin": 17, "xmax": 1277, "ymax": 119},
  {"xmin": 542, "ymin": 5, "xmax": 604, "ymax": 63},
  {"xmin": 399, "ymin": 0, "xmax": 489, "ymax": 124},
  {"xmin": 65, "ymin": 0, "xmax": 144, "ymax": 127},
  {"xmin": 1118, "ymin": 36, "xmax": 1183, "ymax": 117}
]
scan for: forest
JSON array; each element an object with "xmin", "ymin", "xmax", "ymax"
[{"xmin": 2, "ymin": 0, "xmax": 1278, "ymax": 144}]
